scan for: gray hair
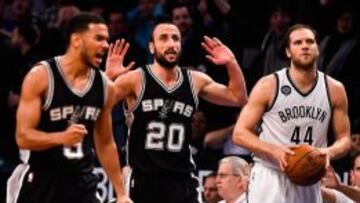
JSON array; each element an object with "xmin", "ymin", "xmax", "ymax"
[{"xmin": 219, "ymin": 156, "xmax": 249, "ymax": 176}]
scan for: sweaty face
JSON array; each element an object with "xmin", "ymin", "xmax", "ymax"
[
  {"xmin": 79, "ymin": 23, "xmax": 109, "ymax": 69},
  {"xmin": 151, "ymin": 24, "xmax": 181, "ymax": 69},
  {"xmin": 286, "ymin": 28, "xmax": 319, "ymax": 69}
]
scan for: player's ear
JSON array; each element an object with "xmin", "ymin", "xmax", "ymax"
[
  {"xmin": 285, "ymin": 47, "xmax": 291, "ymax": 58},
  {"xmin": 71, "ymin": 33, "xmax": 82, "ymax": 49},
  {"xmin": 149, "ymin": 41, "xmax": 154, "ymax": 54}
]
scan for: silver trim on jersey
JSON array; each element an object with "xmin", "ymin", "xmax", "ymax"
[
  {"xmin": 40, "ymin": 61, "xmax": 54, "ymax": 111},
  {"xmin": 55, "ymin": 56, "xmax": 95, "ymax": 97},
  {"xmin": 6, "ymin": 164, "xmax": 30, "ymax": 203},
  {"xmin": 187, "ymin": 70, "xmax": 199, "ymax": 110},
  {"xmin": 147, "ymin": 65, "xmax": 183, "ymax": 93},
  {"xmin": 124, "ymin": 69, "xmax": 146, "ymax": 113},
  {"xmin": 99, "ymin": 71, "xmax": 108, "ymax": 107}
]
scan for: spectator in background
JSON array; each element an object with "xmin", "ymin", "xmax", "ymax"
[
  {"xmin": 216, "ymin": 156, "xmax": 250, "ymax": 203},
  {"xmin": 171, "ymin": 3, "xmax": 203, "ymax": 68},
  {"xmin": 322, "ymin": 153, "xmax": 360, "ymax": 203},
  {"xmin": 203, "ymin": 123, "xmax": 252, "ymax": 163},
  {"xmin": 260, "ymin": 6, "xmax": 291, "ymax": 75},
  {"xmin": 126, "ymin": 0, "xmax": 166, "ymax": 63},
  {"xmin": 203, "ymin": 172, "xmax": 222, "ymax": 203}
]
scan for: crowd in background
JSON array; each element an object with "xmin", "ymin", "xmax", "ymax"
[{"xmin": 0, "ymin": 0, "xmax": 359, "ymax": 201}]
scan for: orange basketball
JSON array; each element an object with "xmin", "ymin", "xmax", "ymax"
[{"xmin": 285, "ymin": 144, "xmax": 326, "ymax": 186}]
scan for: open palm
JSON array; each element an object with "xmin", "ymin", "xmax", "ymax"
[
  {"xmin": 201, "ymin": 36, "xmax": 235, "ymax": 66},
  {"xmin": 105, "ymin": 39, "xmax": 135, "ymax": 80}
]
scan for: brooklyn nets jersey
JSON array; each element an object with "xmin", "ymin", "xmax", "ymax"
[
  {"xmin": 125, "ymin": 65, "xmax": 198, "ymax": 175},
  {"xmin": 256, "ymin": 68, "xmax": 332, "ymax": 168},
  {"xmin": 20, "ymin": 56, "xmax": 106, "ymax": 173}
]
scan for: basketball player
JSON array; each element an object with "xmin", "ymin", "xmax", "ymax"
[
  {"xmin": 6, "ymin": 13, "xmax": 131, "ymax": 203},
  {"xmin": 105, "ymin": 22, "xmax": 248, "ymax": 203},
  {"xmin": 233, "ymin": 24, "xmax": 351, "ymax": 203}
]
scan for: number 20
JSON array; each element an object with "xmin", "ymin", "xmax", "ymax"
[{"xmin": 145, "ymin": 122, "xmax": 185, "ymax": 152}]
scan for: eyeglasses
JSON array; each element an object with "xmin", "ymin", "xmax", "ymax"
[{"xmin": 216, "ymin": 173, "xmax": 240, "ymax": 179}]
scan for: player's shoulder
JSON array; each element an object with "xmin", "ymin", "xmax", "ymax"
[
  {"xmin": 254, "ymin": 74, "xmax": 278, "ymax": 92},
  {"xmin": 325, "ymin": 74, "xmax": 345, "ymax": 91}
]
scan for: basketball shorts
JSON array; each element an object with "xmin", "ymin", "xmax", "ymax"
[
  {"xmin": 128, "ymin": 170, "xmax": 201, "ymax": 203},
  {"xmin": 247, "ymin": 163, "xmax": 322, "ymax": 203},
  {"xmin": 7, "ymin": 163, "xmax": 100, "ymax": 203}
]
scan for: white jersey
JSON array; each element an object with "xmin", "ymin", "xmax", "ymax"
[{"xmin": 256, "ymin": 68, "xmax": 332, "ymax": 168}]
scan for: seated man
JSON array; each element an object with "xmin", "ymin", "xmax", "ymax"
[{"xmin": 216, "ymin": 156, "xmax": 250, "ymax": 203}]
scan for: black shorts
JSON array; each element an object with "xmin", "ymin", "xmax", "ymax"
[
  {"xmin": 129, "ymin": 171, "xmax": 201, "ymax": 203},
  {"xmin": 7, "ymin": 164, "xmax": 100, "ymax": 203}
]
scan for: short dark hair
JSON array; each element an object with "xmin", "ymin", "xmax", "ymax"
[
  {"xmin": 149, "ymin": 21, "xmax": 174, "ymax": 42},
  {"xmin": 283, "ymin": 24, "xmax": 319, "ymax": 48},
  {"xmin": 63, "ymin": 12, "xmax": 106, "ymax": 47},
  {"xmin": 204, "ymin": 172, "xmax": 217, "ymax": 183}
]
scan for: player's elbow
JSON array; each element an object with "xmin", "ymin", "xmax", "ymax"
[
  {"xmin": 16, "ymin": 130, "xmax": 28, "ymax": 149},
  {"xmin": 232, "ymin": 127, "xmax": 247, "ymax": 147}
]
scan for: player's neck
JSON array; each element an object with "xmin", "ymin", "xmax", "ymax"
[
  {"xmin": 151, "ymin": 62, "xmax": 179, "ymax": 84},
  {"xmin": 289, "ymin": 66, "xmax": 317, "ymax": 91},
  {"xmin": 60, "ymin": 53, "xmax": 91, "ymax": 79}
]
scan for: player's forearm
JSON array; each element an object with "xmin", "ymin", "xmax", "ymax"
[
  {"xmin": 16, "ymin": 128, "xmax": 63, "ymax": 150},
  {"xmin": 226, "ymin": 58, "xmax": 248, "ymax": 106},
  {"xmin": 327, "ymin": 136, "xmax": 351, "ymax": 160},
  {"xmin": 96, "ymin": 142, "xmax": 127, "ymax": 196},
  {"xmin": 233, "ymin": 128, "xmax": 272, "ymax": 159},
  {"xmin": 335, "ymin": 184, "xmax": 360, "ymax": 202}
]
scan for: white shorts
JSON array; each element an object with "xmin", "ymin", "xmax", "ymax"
[{"xmin": 247, "ymin": 163, "xmax": 322, "ymax": 203}]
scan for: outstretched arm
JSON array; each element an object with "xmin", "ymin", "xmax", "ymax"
[
  {"xmin": 105, "ymin": 39, "xmax": 135, "ymax": 81},
  {"xmin": 197, "ymin": 36, "xmax": 247, "ymax": 106},
  {"xmin": 94, "ymin": 82, "xmax": 132, "ymax": 203}
]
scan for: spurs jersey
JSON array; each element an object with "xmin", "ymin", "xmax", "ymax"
[
  {"xmin": 20, "ymin": 56, "xmax": 106, "ymax": 173},
  {"xmin": 125, "ymin": 65, "xmax": 198, "ymax": 175},
  {"xmin": 256, "ymin": 68, "xmax": 332, "ymax": 168}
]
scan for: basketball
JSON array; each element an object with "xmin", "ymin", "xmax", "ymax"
[{"xmin": 285, "ymin": 144, "xmax": 326, "ymax": 186}]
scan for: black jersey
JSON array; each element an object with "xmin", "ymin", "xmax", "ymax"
[
  {"xmin": 22, "ymin": 56, "xmax": 106, "ymax": 173},
  {"xmin": 126, "ymin": 65, "xmax": 198, "ymax": 175}
]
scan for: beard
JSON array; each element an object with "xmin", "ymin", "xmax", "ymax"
[
  {"xmin": 81, "ymin": 49, "xmax": 98, "ymax": 69},
  {"xmin": 154, "ymin": 48, "xmax": 179, "ymax": 70},
  {"xmin": 292, "ymin": 57, "xmax": 316, "ymax": 69}
]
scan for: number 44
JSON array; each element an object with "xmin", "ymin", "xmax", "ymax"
[{"xmin": 290, "ymin": 126, "xmax": 313, "ymax": 145}]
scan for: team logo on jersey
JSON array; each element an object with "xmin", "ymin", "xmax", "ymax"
[
  {"xmin": 281, "ymin": 85, "xmax": 291, "ymax": 96},
  {"xmin": 159, "ymin": 100, "xmax": 174, "ymax": 119}
]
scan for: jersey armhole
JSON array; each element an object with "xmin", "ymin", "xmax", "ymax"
[
  {"xmin": 99, "ymin": 71, "xmax": 108, "ymax": 107},
  {"xmin": 324, "ymin": 74, "xmax": 333, "ymax": 110},
  {"xmin": 124, "ymin": 68, "xmax": 146, "ymax": 113},
  {"xmin": 187, "ymin": 70, "xmax": 199, "ymax": 110},
  {"xmin": 265, "ymin": 73, "xmax": 279, "ymax": 112},
  {"xmin": 40, "ymin": 61, "xmax": 54, "ymax": 111}
]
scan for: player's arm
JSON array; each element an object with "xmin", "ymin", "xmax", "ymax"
[
  {"xmin": 321, "ymin": 188, "xmax": 336, "ymax": 203},
  {"xmin": 203, "ymin": 124, "xmax": 234, "ymax": 148},
  {"xmin": 196, "ymin": 36, "xmax": 247, "ymax": 107},
  {"xmin": 325, "ymin": 77, "xmax": 351, "ymax": 160},
  {"xmin": 93, "ymin": 80, "xmax": 132, "ymax": 203},
  {"xmin": 16, "ymin": 65, "xmax": 87, "ymax": 150},
  {"xmin": 232, "ymin": 75, "xmax": 293, "ymax": 170}
]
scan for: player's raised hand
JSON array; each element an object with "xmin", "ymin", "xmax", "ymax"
[
  {"xmin": 201, "ymin": 36, "xmax": 236, "ymax": 66},
  {"xmin": 105, "ymin": 39, "xmax": 135, "ymax": 80}
]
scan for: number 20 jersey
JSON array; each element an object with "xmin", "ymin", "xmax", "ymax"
[
  {"xmin": 256, "ymin": 68, "xmax": 331, "ymax": 168},
  {"xmin": 125, "ymin": 66, "xmax": 198, "ymax": 175}
]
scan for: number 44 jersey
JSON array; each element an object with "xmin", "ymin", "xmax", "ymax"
[
  {"xmin": 125, "ymin": 66, "xmax": 198, "ymax": 175},
  {"xmin": 256, "ymin": 68, "xmax": 331, "ymax": 168}
]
